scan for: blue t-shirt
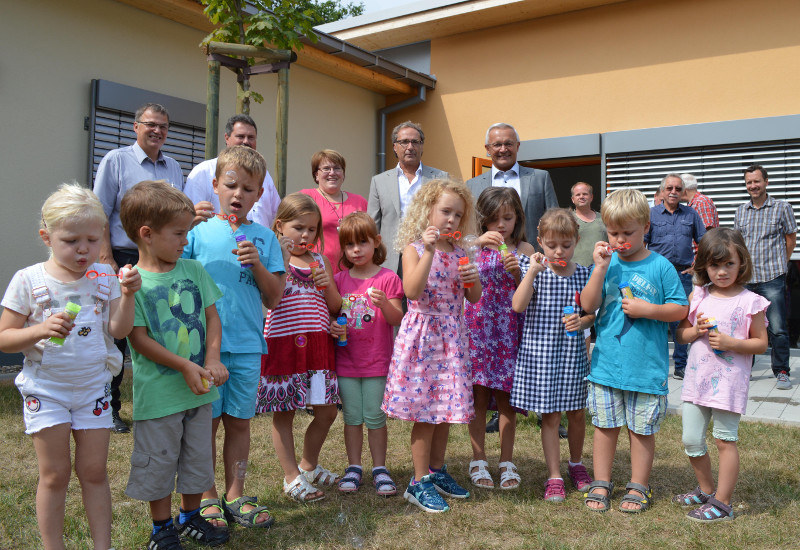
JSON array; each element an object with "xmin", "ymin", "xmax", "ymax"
[
  {"xmin": 588, "ymin": 251, "xmax": 688, "ymax": 395},
  {"xmin": 183, "ymin": 217, "xmax": 284, "ymax": 354}
]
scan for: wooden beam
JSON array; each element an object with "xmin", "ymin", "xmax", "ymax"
[{"xmin": 204, "ymin": 41, "xmax": 294, "ymax": 63}]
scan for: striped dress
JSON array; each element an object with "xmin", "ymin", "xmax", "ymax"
[{"xmin": 256, "ymin": 253, "xmax": 339, "ymax": 412}]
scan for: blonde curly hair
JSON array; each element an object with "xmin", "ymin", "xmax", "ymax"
[{"xmin": 394, "ymin": 179, "xmax": 477, "ymax": 252}]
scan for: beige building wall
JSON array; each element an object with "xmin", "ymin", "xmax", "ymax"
[
  {"xmin": 386, "ymin": 0, "xmax": 800, "ymax": 181},
  {"xmin": 0, "ymin": 0, "xmax": 381, "ymax": 292}
]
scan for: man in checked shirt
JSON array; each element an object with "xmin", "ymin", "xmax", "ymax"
[{"xmin": 734, "ymin": 164, "xmax": 797, "ymax": 390}]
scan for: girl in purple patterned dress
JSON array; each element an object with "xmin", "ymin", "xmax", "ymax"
[
  {"xmin": 383, "ymin": 179, "xmax": 482, "ymax": 513},
  {"xmin": 465, "ymin": 188, "xmax": 534, "ymax": 490}
]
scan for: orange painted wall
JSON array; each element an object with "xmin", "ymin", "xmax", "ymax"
[{"xmin": 386, "ymin": 0, "xmax": 800, "ymax": 181}]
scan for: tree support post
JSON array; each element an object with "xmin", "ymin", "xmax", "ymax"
[
  {"xmin": 205, "ymin": 59, "xmax": 221, "ymax": 160},
  {"xmin": 276, "ymin": 66, "xmax": 290, "ymax": 198}
]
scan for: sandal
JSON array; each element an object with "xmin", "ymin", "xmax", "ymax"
[
  {"xmin": 619, "ymin": 482, "xmax": 652, "ymax": 513},
  {"xmin": 498, "ymin": 461, "xmax": 521, "ymax": 490},
  {"xmin": 372, "ymin": 467, "xmax": 397, "ymax": 497},
  {"xmin": 469, "ymin": 460, "xmax": 494, "ymax": 489},
  {"xmin": 299, "ymin": 464, "xmax": 339, "ymax": 486},
  {"xmin": 283, "ymin": 474, "xmax": 325, "ymax": 503},
  {"xmin": 687, "ymin": 496, "xmax": 734, "ymax": 522},
  {"xmin": 200, "ymin": 498, "xmax": 228, "ymax": 529},
  {"xmin": 673, "ymin": 486, "xmax": 713, "ymax": 507},
  {"xmin": 338, "ymin": 466, "xmax": 363, "ymax": 493},
  {"xmin": 583, "ymin": 480, "xmax": 614, "ymax": 512},
  {"xmin": 222, "ymin": 494, "xmax": 274, "ymax": 528}
]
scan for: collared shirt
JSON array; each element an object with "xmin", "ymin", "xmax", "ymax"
[
  {"xmin": 184, "ymin": 157, "xmax": 280, "ymax": 228},
  {"xmin": 645, "ymin": 204, "xmax": 706, "ymax": 268},
  {"xmin": 734, "ymin": 195, "xmax": 797, "ymax": 283},
  {"xmin": 688, "ymin": 191, "xmax": 719, "ymax": 229},
  {"xmin": 397, "ymin": 162, "xmax": 424, "ymax": 215},
  {"xmin": 491, "ymin": 162, "xmax": 521, "ymax": 198},
  {"xmin": 94, "ymin": 142, "xmax": 184, "ymax": 250}
]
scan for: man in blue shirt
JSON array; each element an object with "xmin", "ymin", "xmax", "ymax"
[{"xmin": 645, "ymin": 173, "xmax": 706, "ymax": 379}]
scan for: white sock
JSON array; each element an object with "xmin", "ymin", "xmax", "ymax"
[
  {"xmin": 548, "ymin": 477, "xmax": 563, "ymax": 481},
  {"xmin": 568, "ymin": 460, "xmax": 582, "ymax": 468}
]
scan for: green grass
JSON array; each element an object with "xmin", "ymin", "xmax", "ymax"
[{"xmin": 0, "ymin": 372, "xmax": 798, "ymax": 549}]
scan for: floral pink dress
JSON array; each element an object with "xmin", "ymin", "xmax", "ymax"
[{"xmin": 383, "ymin": 242, "xmax": 475, "ymax": 424}]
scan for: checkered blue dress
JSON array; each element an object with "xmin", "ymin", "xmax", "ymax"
[{"xmin": 510, "ymin": 256, "xmax": 590, "ymax": 413}]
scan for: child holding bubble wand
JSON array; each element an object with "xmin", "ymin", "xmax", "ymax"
[
  {"xmin": 511, "ymin": 208, "xmax": 595, "ymax": 502},
  {"xmin": 383, "ymin": 179, "xmax": 482, "ymax": 513},
  {"xmin": 0, "ymin": 184, "xmax": 140, "ymax": 550},
  {"xmin": 673, "ymin": 228, "xmax": 768, "ymax": 522}
]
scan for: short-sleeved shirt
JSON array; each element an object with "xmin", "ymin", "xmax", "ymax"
[
  {"xmin": 334, "ymin": 267, "xmax": 403, "ymax": 378},
  {"xmin": 573, "ymin": 211, "xmax": 607, "ymax": 267},
  {"xmin": 645, "ymin": 204, "xmax": 706, "ymax": 267},
  {"xmin": 734, "ymin": 195, "xmax": 797, "ymax": 283},
  {"xmin": 94, "ymin": 143, "xmax": 184, "ymax": 251},
  {"xmin": 130, "ymin": 259, "xmax": 222, "ymax": 421},
  {"xmin": 183, "ymin": 217, "xmax": 284, "ymax": 354},
  {"xmin": 687, "ymin": 192, "xmax": 719, "ymax": 229},
  {"xmin": 588, "ymin": 251, "xmax": 688, "ymax": 395},
  {"xmin": 184, "ymin": 157, "xmax": 281, "ymax": 228}
]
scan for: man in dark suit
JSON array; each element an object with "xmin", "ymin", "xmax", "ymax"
[
  {"xmin": 367, "ymin": 121, "xmax": 449, "ymax": 273},
  {"xmin": 466, "ymin": 123, "xmax": 558, "ymax": 246}
]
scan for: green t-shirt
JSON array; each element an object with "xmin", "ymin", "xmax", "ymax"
[{"xmin": 130, "ymin": 259, "xmax": 223, "ymax": 421}]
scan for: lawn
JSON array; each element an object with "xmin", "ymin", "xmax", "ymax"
[{"xmin": 0, "ymin": 371, "xmax": 798, "ymax": 550}]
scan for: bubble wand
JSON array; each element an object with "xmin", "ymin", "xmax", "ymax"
[{"xmin": 86, "ymin": 266, "xmax": 135, "ymax": 280}]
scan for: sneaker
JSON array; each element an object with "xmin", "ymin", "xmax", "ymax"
[
  {"xmin": 673, "ymin": 370, "xmax": 685, "ymax": 380},
  {"xmin": 403, "ymin": 475, "xmax": 449, "ymax": 513},
  {"xmin": 429, "ymin": 464, "xmax": 470, "ymax": 499},
  {"xmin": 485, "ymin": 412, "xmax": 500, "ymax": 433},
  {"xmin": 567, "ymin": 463, "xmax": 593, "ymax": 491},
  {"xmin": 544, "ymin": 478, "xmax": 566, "ymax": 502},
  {"xmin": 148, "ymin": 524, "xmax": 183, "ymax": 550},
  {"xmin": 111, "ymin": 411, "xmax": 130, "ymax": 434},
  {"xmin": 175, "ymin": 512, "xmax": 229, "ymax": 546},
  {"xmin": 776, "ymin": 371, "xmax": 792, "ymax": 390}
]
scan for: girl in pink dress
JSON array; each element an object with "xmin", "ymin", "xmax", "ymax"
[
  {"xmin": 383, "ymin": 179, "xmax": 482, "ymax": 513},
  {"xmin": 675, "ymin": 228, "xmax": 769, "ymax": 522},
  {"xmin": 465, "ymin": 187, "xmax": 534, "ymax": 490}
]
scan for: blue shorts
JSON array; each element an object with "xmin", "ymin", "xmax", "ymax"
[
  {"xmin": 587, "ymin": 381, "xmax": 667, "ymax": 435},
  {"xmin": 212, "ymin": 352, "xmax": 262, "ymax": 419}
]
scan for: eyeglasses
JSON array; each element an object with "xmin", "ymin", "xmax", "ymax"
[
  {"xmin": 488, "ymin": 141, "xmax": 517, "ymax": 151},
  {"xmin": 318, "ymin": 166, "xmax": 344, "ymax": 173},
  {"xmin": 664, "ymin": 186, "xmax": 684, "ymax": 192},
  {"xmin": 136, "ymin": 121, "xmax": 169, "ymax": 131},
  {"xmin": 394, "ymin": 139, "xmax": 423, "ymax": 147}
]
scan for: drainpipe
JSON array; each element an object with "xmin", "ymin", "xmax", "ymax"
[{"xmin": 376, "ymin": 86, "xmax": 427, "ymax": 173}]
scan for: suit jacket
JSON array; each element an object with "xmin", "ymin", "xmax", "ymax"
[
  {"xmin": 367, "ymin": 165, "xmax": 450, "ymax": 273},
  {"xmin": 466, "ymin": 166, "xmax": 558, "ymax": 246}
]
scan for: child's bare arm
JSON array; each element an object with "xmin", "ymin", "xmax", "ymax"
[
  {"xmin": 203, "ymin": 304, "xmax": 228, "ymax": 386},
  {"xmin": 234, "ymin": 238, "xmax": 288, "ymax": 310},
  {"xmin": 512, "ymin": 254, "xmax": 544, "ymax": 313},
  {"xmin": 402, "ymin": 230, "xmax": 437, "ymax": 300},
  {"xmin": 0, "ymin": 308, "xmax": 76, "ymax": 352},
  {"xmin": 108, "ymin": 266, "xmax": 141, "ymax": 339},
  {"xmin": 624, "ymin": 300, "xmax": 687, "ymax": 322},
  {"xmin": 580, "ymin": 242, "xmax": 611, "ymax": 312},
  {"xmin": 460, "ymin": 262, "xmax": 482, "ymax": 304},
  {"xmin": 674, "ymin": 292, "xmax": 698, "ymax": 345},
  {"xmin": 128, "ymin": 326, "xmax": 213, "ymax": 395},
  {"xmin": 369, "ymin": 289, "xmax": 404, "ymax": 326},
  {"xmin": 317, "ymin": 261, "xmax": 342, "ymax": 314},
  {"xmin": 709, "ymin": 310, "xmax": 768, "ymax": 355}
]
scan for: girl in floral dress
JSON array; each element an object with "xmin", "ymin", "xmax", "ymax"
[
  {"xmin": 465, "ymin": 187, "xmax": 534, "ymax": 490},
  {"xmin": 383, "ymin": 179, "xmax": 482, "ymax": 513},
  {"xmin": 256, "ymin": 193, "xmax": 343, "ymax": 503}
]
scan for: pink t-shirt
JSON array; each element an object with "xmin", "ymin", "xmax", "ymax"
[
  {"xmin": 300, "ymin": 188, "xmax": 368, "ymax": 273},
  {"xmin": 681, "ymin": 285, "xmax": 770, "ymax": 414},
  {"xmin": 334, "ymin": 267, "xmax": 403, "ymax": 377}
]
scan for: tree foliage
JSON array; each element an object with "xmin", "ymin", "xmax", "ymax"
[{"xmin": 299, "ymin": 0, "xmax": 365, "ymax": 25}]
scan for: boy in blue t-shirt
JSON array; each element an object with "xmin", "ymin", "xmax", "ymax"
[
  {"xmin": 120, "ymin": 180, "xmax": 229, "ymax": 548},
  {"xmin": 184, "ymin": 145, "xmax": 288, "ymax": 529},
  {"xmin": 580, "ymin": 188, "xmax": 688, "ymax": 514}
]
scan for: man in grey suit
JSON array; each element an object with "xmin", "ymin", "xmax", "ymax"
[
  {"xmin": 368, "ymin": 121, "xmax": 449, "ymax": 273},
  {"xmin": 466, "ymin": 123, "xmax": 558, "ymax": 247}
]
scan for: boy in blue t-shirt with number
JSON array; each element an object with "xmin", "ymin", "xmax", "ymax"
[
  {"xmin": 580, "ymin": 188, "xmax": 688, "ymax": 514},
  {"xmin": 120, "ymin": 180, "xmax": 229, "ymax": 549},
  {"xmin": 184, "ymin": 145, "xmax": 288, "ymax": 530}
]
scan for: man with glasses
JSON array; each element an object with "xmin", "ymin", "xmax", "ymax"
[
  {"xmin": 644, "ymin": 173, "xmax": 706, "ymax": 380},
  {"xmin": 367, "ymin": 121, "xmax": 449, "ymax": 273},
  {"xmin": 184, "ymin": 114, "xmax": 280, "ymax": 227},
  {"xmin": 94, "ymin": 102, "xmax": 184, "ymax": 433},
  {"xmin": 734, "ymin": 164, "xmax": 797, "ymax": 390},
  {"xmin": 466, "ymin": 123, "xmax": 558, "ymax": 247}
]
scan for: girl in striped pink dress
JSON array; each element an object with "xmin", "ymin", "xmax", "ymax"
[{"xmin": 256, "ymin": 193, "xmax": 343, "ymax": 503}]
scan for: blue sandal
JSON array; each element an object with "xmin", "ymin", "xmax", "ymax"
[
  {"xmin": 372, "ymin": 467, "xmax": 397, "ymax": 497},
  {"xmin": 338, "ymin": 466, "xmax": 363, "ymax": 493}
]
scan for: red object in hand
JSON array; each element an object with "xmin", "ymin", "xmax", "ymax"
[
  {"xmin": 440, "ymin": 231, "xmax": 461, "ymax": 240},
  {"xmin": 459, "ymin": 256, "xmax": 474, "ymax": 288},
  {"xmin": 216, "ymin": 213, "xmax": 238, "ymax": 223},
  {"xmin": 309, "ymin": 261, "xmax": 326, "ymax": 289}
]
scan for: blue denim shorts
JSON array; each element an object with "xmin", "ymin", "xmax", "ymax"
[
  {"xmin": 587, "ymin": 381, "xmax": 667, "ymax": 435},
  {"xmin": 212, "ymin": 352, "xmax": 262, "ymax": 419}
]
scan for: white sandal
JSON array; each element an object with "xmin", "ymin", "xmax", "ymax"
[
  {"xmin": 469, "ymin": 459, "xmax": 495, "ymax": 489},
  {"xmin": 299, "ymin": 464, "xmax": 339, "ymax": 486},
  {"xmin": 283, "ymin": 474, "xmax": 325, "ymax": 503},
  {"xmin": 498, "ymin": 461, "xmax": 521, "ymax": 490}
]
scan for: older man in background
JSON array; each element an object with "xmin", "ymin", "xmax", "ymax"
[{"xmin": 682, "ymin": 173, "xmax": 719, "ymax": 231}]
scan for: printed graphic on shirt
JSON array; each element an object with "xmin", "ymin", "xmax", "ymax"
[{"xmin": 341, "ymin": 293, "xmax": 376, "ymax": 329}]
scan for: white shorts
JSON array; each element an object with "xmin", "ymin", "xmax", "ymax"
[{"xmin": 15, "ymin": 369, "xmax": 113, "ymax": 434}]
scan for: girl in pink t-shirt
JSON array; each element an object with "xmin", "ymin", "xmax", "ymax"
[
  {"xmin": 332, "ymin": 212, "xmax": 404, "ymax": 496},
  {"xmin": 675, "ymin": 228, "xmax": 769, "ymax": 522}
]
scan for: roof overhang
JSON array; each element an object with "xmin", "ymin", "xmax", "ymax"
[
  {"xmin": 114, "ymin": 0, "xmax": 435, "ymax": 95},
  {"xmin": 320, "ymin": 0, "xmax": 631, "ymax": 51}
]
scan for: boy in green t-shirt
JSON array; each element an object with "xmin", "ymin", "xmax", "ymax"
[{"xmin": 120, "ymin": 180, "xmax": 229, "ymax": 549}]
